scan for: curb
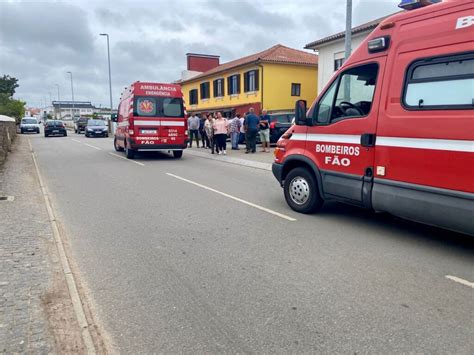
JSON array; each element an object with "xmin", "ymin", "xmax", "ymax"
[
  {"xmin": 28, "ymin": 138, "xmax": 97, "ymax": 354},
  {"xmin": 185, "ymin": 149, "xmax": 272, "ymax": 171}
]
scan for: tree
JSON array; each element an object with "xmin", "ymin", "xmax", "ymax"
[
  {"xmin": 0, "ymin": 75, "xmax": 19, "ymax": 97},
  {"xmin": 0, "ymin": 94, "xmax": 25, "ymax": 122}
]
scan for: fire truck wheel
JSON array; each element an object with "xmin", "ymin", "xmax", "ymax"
[
  {"xmin": 284, "ymin": 167, "xmax": 323, "ymax": 214},
  {"xmin": 114, "ymin": 138, "xmax": 123, "ymax": 151},
  {"xmin": 173, "ymin": 150, "xmax": 183, "ymax": 159},
  {"xmin": 125, "ymin": 144, "xmax": 135, "ymax": 159}
]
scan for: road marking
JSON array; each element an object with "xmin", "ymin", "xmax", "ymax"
[
  {"xmin": 108, "ymin": 152, "xmax": 145, "ymax": 166},
  {"xmin": 166, "ymin": 173, "xmax": 296, "ymax": 221},
  {"xmin": 84, "ymin": 143, "xmax": 101, "ymax": 150},
  {"xmin": 71, "ymin": 138, "xmax": 81, "ymax": 143},
  {"xmin": 28, "ymin": 139, "xmax": 96, "ymax": 354},
  {"xmin": 445, "ymin": 275, "xmax": 474, "ymax": 289}
]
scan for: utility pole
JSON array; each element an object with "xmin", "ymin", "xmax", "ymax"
[
  {"xmin": 100, "ymin": 33, "xmax": 113, "ymax": 133},
  {"xmin": 55, "ymin": 84, "xmax": 61, "ymax": 119},
  {"xmin": 67, "ymin": 71, "xmax": 75, "ymax": 121},
  {"xmin": 344, "ymin": 0, "xmax": 352, "ymax": 60},
  {"xmin": 344, "ymin": 0, "xmax": 353, "ymax": 101}
]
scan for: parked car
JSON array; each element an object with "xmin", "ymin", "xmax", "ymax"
[
  {"xmin": 268, "ymin": 112, "xmax": 293, "ymax": 143},
  {"xmin": 85, "ymin": 119, "xmax": 108, "ymax": 138},
  {"xmin": 44, "ymin": 120, "xmax": 67, "ymax": 137},
  {"xmin": 74, "ymin": 117, "xmax": 88, "ymax": 134},
  {"xmin": 19, "ymin": 117, "xmax": 40, "ymax": 134}
]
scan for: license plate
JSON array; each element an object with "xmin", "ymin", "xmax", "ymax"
[
  {"xmin": 53, "ymin": 130, "xmax": 59, "ymax": 133},
  {"xmin": 141, "ymin": 129, "xmax": 157, "ymax": 134},
  {"xmin": 27, "ymin": 128, "xmax": 33, "ymax": 131}
]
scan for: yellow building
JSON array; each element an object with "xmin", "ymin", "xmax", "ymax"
[{"xmin": 179, "ymin": 45, "xmax": 318, "ymax": 117}]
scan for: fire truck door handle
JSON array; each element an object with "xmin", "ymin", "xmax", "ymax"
[{"xmin": 361, "ymin": 133, "xmax": 376, "ymax": 147}]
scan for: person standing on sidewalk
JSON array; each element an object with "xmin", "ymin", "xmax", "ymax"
[
  {"xmin": 244, "ymin": 108, "xmax": 259, "ymax": 154},
  {"xmin": 213, "ymin": 112, "xmax": 229, "ymax": 155},
  {"xmin": 205, "ymin": 114, "xmax": 216, "ymax": 154},
  {"xmin": 239, "ymin": 113, "xmax": 245, "ymax": 145},
  {"xmin": 229, "ymin": 113, "xmax": 242, "ymax": 150},
  {"xmin": 259, "ymin": 109, "xmax": 271, "ymax": 152},
  {"xmin": 187, "ymin": 113, "xmax": 200, "ymax": 148},
  {"xmin": 199, "ymin": 115, "xmax": 209, "ymax": 148}
]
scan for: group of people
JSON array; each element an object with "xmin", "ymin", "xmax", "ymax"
[{"xmin": 187, "ymin": 108, "xmax": 271, "ymax": 155}]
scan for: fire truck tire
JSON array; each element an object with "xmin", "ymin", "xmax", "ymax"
[
  {"xmin": 114, "ymin": 138, "xmax": 123, "ymax": 151},
  {"xmin": 125, "ymin": 144, "xmax": 135, "ymax": 159},
  {"xmin": 284, "ymin": 167, "xmax": 323, "ymax": 214},
  {"xmin": 173, "ymin": 150, "xmax": 183, "ymax": 159}
]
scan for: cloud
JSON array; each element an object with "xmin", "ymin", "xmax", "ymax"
[{"xmin": 0, "ymin": 0, "xmax": 401, "ymax": 108}]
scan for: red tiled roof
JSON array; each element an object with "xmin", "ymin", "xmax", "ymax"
[
  {"xmin": 304, "ymin": 13, "xmax": 398, "ymax": 49},
  {"xmin": 181, "ymin": 44, "xmax": 318, "ymax": 83}
]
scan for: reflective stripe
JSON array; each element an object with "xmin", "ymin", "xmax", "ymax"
[
  {"xmin": 290, "ymin": 133, "xmax": 474, "ymax": 153},
  {"xmin": 377, "ymin": 137, "xmax": 474, "ymax": 153},
  {"xmin": 134, "ymin": 120, "xmax": 161, "ymax": 126},
  {"xmin": 161, "ymin": 121, "xmax": 185, "ymax": 127},
  {"xmin": 117, "ymin": 122, "xmax": 128, "ymax": 127},
  {"xmin": 291, "ymin": 133, "xmax": 360, "ymax": 144}
]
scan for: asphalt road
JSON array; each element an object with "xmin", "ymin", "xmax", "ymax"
[{"xmin": 28, "ymin": 130, "xmax": 473, "ymax": 354}]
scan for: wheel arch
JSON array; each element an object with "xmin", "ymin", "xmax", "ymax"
[{"xmin": 282, "ymin": 155, "xmax": 324, "ymax": 199}]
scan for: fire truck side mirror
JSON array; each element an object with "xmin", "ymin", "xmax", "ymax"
[{"xmin": 294, "ymin": 100, "xmax": 307, "ymax": 126}]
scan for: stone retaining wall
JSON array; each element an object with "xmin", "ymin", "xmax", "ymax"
[{"xmin": 0, "ymin": 116, "xmax": 17, "ymax": 165}]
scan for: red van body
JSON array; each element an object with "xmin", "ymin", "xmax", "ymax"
[
  {"xmin": 113, "ymin": 82, "xmax": 188, "ymax": 159},
  {"xmin": 273, "ymin": 0, "xmax": 474, "ymax": 235}
]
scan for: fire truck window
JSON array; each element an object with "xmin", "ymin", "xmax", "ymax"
[
  {"xmin": 316, "ymin": 79, "xmax": 338, "ymax": 124},
  {"xmin": 162, "ymin": 98, "xmax": 184, "ymax": 117},
  {"xmin": 331, "ymin": 63, "xmax": 378, "ymax": 121},
  {"xmin": 404, "ymin": 55, "xmax": 474, "ymax": 109}
]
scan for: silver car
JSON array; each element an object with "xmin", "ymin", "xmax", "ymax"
[{"xmin": 20, "ymin": 117, "xmax": 40, "ymax": 134}]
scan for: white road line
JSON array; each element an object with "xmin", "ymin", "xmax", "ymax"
[
  {"xmin": 445, "ymin": 275, "xmax": 474, "ymax": 289},
  {"xmin": 71, "ymin": 138, "xmax": 81, "ymax": 143},
  {"xmin": 166, "ymin": 173, "xmax": 296, "ymax": 221},
  {"xmin": 108, "ymin": 152, "xmax": 145, "ymax": 166},
  {"xmin": 84, "ymin": 143, "xmax": 101, "ymax": 150}
]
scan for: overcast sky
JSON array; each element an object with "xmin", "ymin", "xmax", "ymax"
[{"xmin": 0, "ymin": 0, "xmax": 399, "ymax": 108}]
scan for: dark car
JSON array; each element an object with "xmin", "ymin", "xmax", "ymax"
[
  {"xmin": 268, "ymin": 112, "xmax": 293, "ymax": 144},
  {"xmin": 44, "ymin": 120, "xmax": 67, "ymax": 137},
  {"xmin": 74, "ymin": 117, "xmax": 88, "ymax": 134},
  {"xmin": 85, "ymin": 120, "xmax": 108, "ymax": 138}
]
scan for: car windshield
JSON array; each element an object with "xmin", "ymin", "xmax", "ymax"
[
  {"xmin": 22, "ymin": 118, "xmax": 37, "ymax": 124},
  {"xmin": 87, "ymin": 120, "xmax": 106, "ymax": 126}
]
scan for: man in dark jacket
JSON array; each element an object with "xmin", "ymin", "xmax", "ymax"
[{"xmin": 244, "ymin": 108, "xmax": 260, "ymax": 153}]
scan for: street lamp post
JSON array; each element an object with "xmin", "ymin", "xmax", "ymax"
[
  {"xmin": 67, "ymin": 71, "xmax": 75, "ymax": 121},
  {"xmin": 100, "ymin": 33, "xmax": 113, "ymax": 133},
  {"xmin": 344, "ymin": 0, "xmax": 352, "ymax": 60},
  {"xmin": 55, "ymin": 84, "xmax": 61, "ymax": 119}
]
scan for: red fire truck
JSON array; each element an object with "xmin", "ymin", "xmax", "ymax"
[
  {"xmin": 273, "ymin": 0, "xmax": 474, "ymax": 235},
  {"xmin": 112, "ymin": 82, "xmax": 188, "ymax": 159}
]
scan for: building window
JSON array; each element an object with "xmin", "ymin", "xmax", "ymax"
[
  {"xmin": 291, "ymin": 83, "xmax": 301, "ymax": 96},
  {"xmin": 189, "ymin": 89, "xmax": 198, "ymax": 105},
  {"xmin": 200, "ymin": 82, "xmax": 210, "ymax": 99},
  {"xmin": 244, "ymin": 70, "xmax": 259, "ymax": 92},
  {"xmin": 213, "ymin": 78, "xmax": 224, "ymax": 97},
  {"xmin": 227, "ymin": 74, "xmax": 241, "ymax": 95},
  {"xmin": 334, "ymin": 58, "xmax": 344, "ymax": 71}
]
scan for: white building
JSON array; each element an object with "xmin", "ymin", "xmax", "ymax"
[
  {"xmin": 305, "ymin": 15, "xmax": 392, "ymax": 94},
  {"xmin": 52, "ymin": 101, "xmax": 95, "ymax": 120}
]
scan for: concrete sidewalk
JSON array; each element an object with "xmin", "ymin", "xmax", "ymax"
[
  {"xmin": 0, "ymin": 136, "xmax": 84, "ymax": 353},
  {"xmin": 186, "ymin": 144, "xmax": 275, "ymax": 171}
]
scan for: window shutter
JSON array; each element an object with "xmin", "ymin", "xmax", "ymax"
[
  {"xmin": 237, "ymin": 75, "xmax": 241, "ymax": 94},
  {"xmin": 213, "ymin": 80, "xmax": 217, "ymax": 97},
  {"xmin": 255, "ymin": 70, "xmax": 259, "ymax": 91},
  {"xmin": 244, "ymin": 72, "xmax": 249, "ymax": 92},
  {"xmin": 227, "ymin": 77, "xmax": 231, "ymax": 95}
]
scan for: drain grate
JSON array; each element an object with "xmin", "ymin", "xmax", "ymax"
[{"xmin": 0, "ymin": 196, "xmax": 14, "ymax": 201}]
